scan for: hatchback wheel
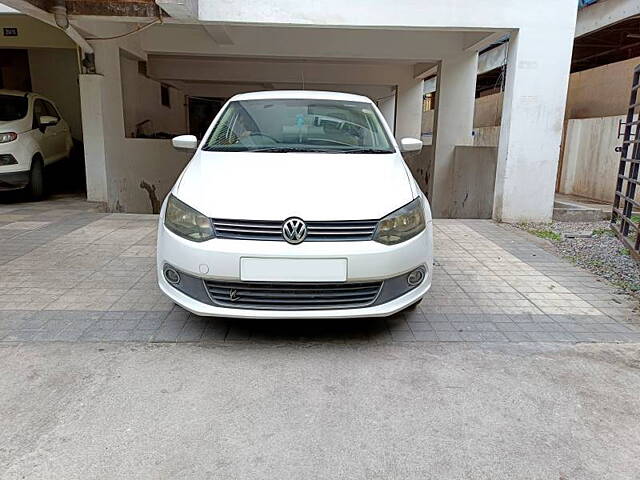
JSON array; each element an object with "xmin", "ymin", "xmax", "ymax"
[{"xmin": 28, "ymin": 158, "xmax": 44, "ymax": 200}]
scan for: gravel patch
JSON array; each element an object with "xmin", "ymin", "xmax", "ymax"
[{"xmin": 516, "ymin": 220, "xmax": 640, "ymax": 298}]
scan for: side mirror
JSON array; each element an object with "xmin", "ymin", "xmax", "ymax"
[
  {"xmin": 172, "ymin": 134, "xmax": 198, "ymax": 152},
  {"xmin": 400, "ymin": 137, "xmax": 423, "ymax": 152},
  {"xmin": 39, "ymin": 115, "xmax": 58, "ymax": 128}
]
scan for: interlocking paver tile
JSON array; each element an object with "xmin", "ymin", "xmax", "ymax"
[
  {"xmin": 0, "ymin": 196, "xmax": 638, "ymax": 344},
  {"xmin": 494, "ymin": 322, "xmax": 522, "ymax": 332},
  {"xmin": 413, "ymin": 330, "xmax": 438, "ymax": 341},
  {"xmin": 434, "ymin": 331, "xmax": 464, "ymax": 341},
  {"xmin": 430, "ymin": 321, "xmax": 456, "ymax": 332},
  {"xmin": 388, "ymin": 330, "xmax": 417, "ymax": 342},
  {"xmin": 408, "ymin": 321, "xmax": 434, "ymax": 331},
  {"xmin": 503, "ymin": 331, "xmax": 533, "ymax": 342},
  {"xmin": 459, "ymin": 331, "xmax": 509, "ymax": 342}
]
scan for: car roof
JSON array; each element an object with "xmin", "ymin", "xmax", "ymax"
[
  {"xmin": 229, "ymin": 90, "xmax": 374, "ymax": 103},
  {"xmin": 0, "ymin": 89, "xmax": 30, "ymax": 97},
  {"xmin": 0, "ymin": 90, "xmax": 51, "ymax": 103}
]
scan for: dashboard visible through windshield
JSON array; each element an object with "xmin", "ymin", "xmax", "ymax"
[{"xmin": 202, "ymin": 98, "xmax": 395, "ymax": 153}]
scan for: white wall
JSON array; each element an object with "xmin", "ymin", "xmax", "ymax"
[
  {"xmin": 197, "ymin": 0, "xmax": 572, "ymax": 31},
  {"xmin": 0, "ymin": 13, "xmax": 74, "ymax": 48},
  {"xmin": 28, "ymin": 48, "xmax": 82, "ymax": 140},
  {"xmin": 111, "ymin": 139, "xmax": 190, "ymax": 212},
  {"xmin": 82, "ymin": 40, "xmax": 191, "ymax": 212},
  {"xmin": 120, "ymin": 54, "xmax": 187, "ymax": 138}
]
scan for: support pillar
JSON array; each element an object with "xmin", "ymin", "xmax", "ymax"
[
  {"xmin": 377, "ymin": 92, "xmax": 396, "ymax": 134},
  {"xmin": 395, "ymin": 78, "xmax": 423, "ymax": 140},
  {"xmin": 79, "ymin": 73, "xmax": 108, "ymax": 204},
  {"xmin": 78, "ymin": 41, "xmax": 127, "ymax": 209},
  {"xmin": 430, "ymin": 51, "xmax": 478, "ymax": 218},
  {"xmin": 493, "ymin": 27, "xmax": 574, "ymax": 222}
]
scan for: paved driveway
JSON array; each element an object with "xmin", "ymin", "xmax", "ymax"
[
  {"xmin": 2, "ymin": 195, "xmax": 640, "ymax": 480},
  {"xmin": 0, "ymin": 195, "xmax": 638, "ymax": 344}
]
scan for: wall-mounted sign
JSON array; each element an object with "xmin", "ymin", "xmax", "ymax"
[{"xmin": 3, "ymin": 27, "xmax": 18, "ymax": 37}]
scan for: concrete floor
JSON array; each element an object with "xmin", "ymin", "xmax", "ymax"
[
  {"xmin": 1, "ymin": 195, "xmax": 640, "ymax": 479},
  {"xmin": 1, "ymin": 341, "xmax": 640, "ymax": 479}
]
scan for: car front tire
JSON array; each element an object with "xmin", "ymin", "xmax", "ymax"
[{"xmin": 28, "ymin": 157, "xmax": 44, "ymax": 200}]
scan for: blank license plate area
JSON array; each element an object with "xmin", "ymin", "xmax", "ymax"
[{"xmin": 240, "ymin": 257, "xmax": 347, "ymax": 282}]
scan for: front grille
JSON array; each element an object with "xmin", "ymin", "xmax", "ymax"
[
  {"xmin": 204, "ymin": 279, "xmax": 383, "ymax": 310},
  {"xmin": 212, "ymin": 219, "xmax": 378, "ymax": 242}
]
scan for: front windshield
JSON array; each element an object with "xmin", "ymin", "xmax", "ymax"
[
  {"xmin": 0, "ymin": 95, "xmax": 28, "ymax": 122},
  {"xmin": 203, "ymin": 98, "xmax": 395, "ymax": 153}
]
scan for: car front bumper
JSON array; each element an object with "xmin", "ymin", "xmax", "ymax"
[
  {"xmin": 0, "ymin": 138, "xmax": 31, "ymax": 191},
  {"xmin": 0, "ymin": 170, "xmax": 30, "ymax": 191},
  {"xmin": 157, "ymin": 220, "xmax": 433, "ymax": 319}
]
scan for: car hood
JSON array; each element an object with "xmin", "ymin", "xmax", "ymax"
[
  {"xmin": 0, "ymin": 118, "xmax": 29, "ymax": 133},
  {"xmin": 175, "ymin": 151, "xmax": 415, "ymax": 220}
]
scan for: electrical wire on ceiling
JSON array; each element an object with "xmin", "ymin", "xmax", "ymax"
[{"xmin": 84, "ymin": 14, "xmax": 163, "ymax": 41}]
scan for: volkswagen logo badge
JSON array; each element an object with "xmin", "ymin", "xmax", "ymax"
[{"xmin": 282, "ymin": 217, "xmax": 307, "ymax": 244}]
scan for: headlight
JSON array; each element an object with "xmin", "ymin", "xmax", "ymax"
[
  {"xmin": 374, "ymin": 197, "xmax": 425, "ymax": 245},
  {"xmin": 164, "ymin": 194, "xmax": 214, "ymax": 242},
  {"xmin": 0, "ymin": 132, "xmax": 17, "ymax": 144}
]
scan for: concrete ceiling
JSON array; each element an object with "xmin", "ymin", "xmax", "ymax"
[{"xmin": 139, "ymin": 23, "xmax": 498, "ymax": 63}]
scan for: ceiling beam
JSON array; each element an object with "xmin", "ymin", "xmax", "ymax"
[
  {"xmin": 203, "ymin": 25, "xmax": 233, "ymax": 45},
  {"xmin": 147, "ymin": 56, "xmax": 412, "ymax": 86},
  {"xmin": 413, "ymin": 63, "xmax": 437, "ymax": 80},
  {"xmin": 464, "ymin": 31, "xmax": 507, "ymax": 52},
  {"xmin": 155, "ymin": 0, "xmax": 197, "ymax": 19}
]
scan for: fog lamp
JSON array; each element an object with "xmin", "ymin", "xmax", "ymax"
[
  {"xmin": 164, "ymin": 267, "xmax": 180, "ymax": 284},
  {"xmin": 407, "ymin": 267, "xmax": 426, "ymax": 286}
]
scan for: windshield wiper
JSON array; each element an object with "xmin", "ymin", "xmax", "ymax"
[
  {"xmin": 205, "ymin": 146, "xmax": 394, "ymax": 154},
  {"xmin": 248, "ymin": 147, "xmax": 340, "ymax": 153},
  {"xmin": 336, "ymin": 148, "xmax": 394, "ymax": 154}
]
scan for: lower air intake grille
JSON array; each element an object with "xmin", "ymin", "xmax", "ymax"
[
  {"xmin": 0, "ymin": 154, "xmax": 17, "ymax": 166},
  {"xmin": 212, "ymin": 219, "xmax": 378, "ymax": 242},
  {"xmin": 204, "ymin": 280, "xmax": 383, "ymax": 310}
]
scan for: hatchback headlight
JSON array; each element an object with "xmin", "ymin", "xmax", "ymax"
[
  {"xmin": 374, "ymin": 197, "xmax": 425, "ymax": 245},
  {"xmin": 164, "ymin": 194, "xmax": 214, "ymax": 242},
  {"xmin": 0, "ymin": 132, "xmax": 17, "ymax": 144}
]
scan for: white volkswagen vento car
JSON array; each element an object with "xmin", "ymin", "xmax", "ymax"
[{"xmin": 157, "ymin": 91, "xmax": 433, "ymax": 319}]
